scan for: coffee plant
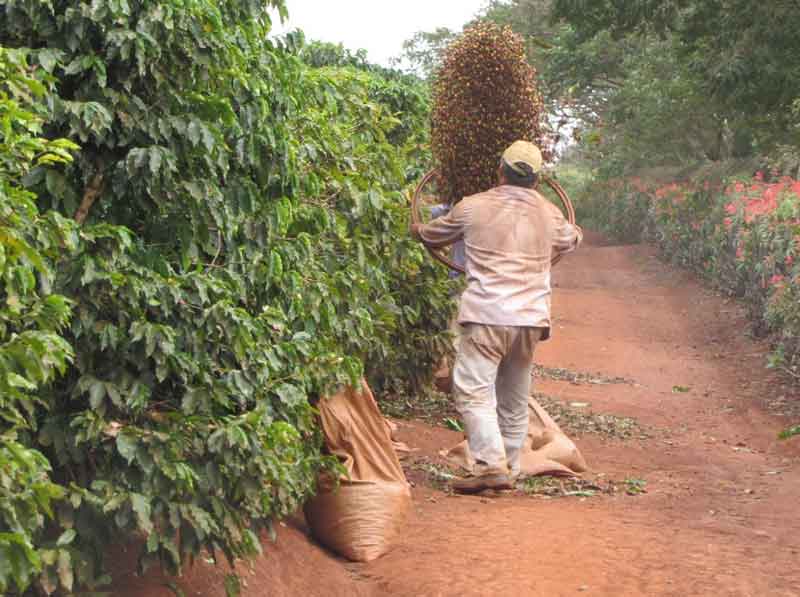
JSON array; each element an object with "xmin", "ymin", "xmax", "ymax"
[
  {"xmin": 0, "ymin": 47, "xmax": 79, "ymax": 595},
  {"xmin": 0, "ymin": 1, "xmax": 455, "ymax": 593}
]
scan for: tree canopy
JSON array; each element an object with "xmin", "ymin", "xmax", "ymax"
[{"xmin": 401, "ymin": 0, "xmax": 800, "ymax": 172}]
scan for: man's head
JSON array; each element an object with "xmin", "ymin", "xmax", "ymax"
[{"xmin": 498, "ymin": 141, "xmax": 543, "ymax": 189}]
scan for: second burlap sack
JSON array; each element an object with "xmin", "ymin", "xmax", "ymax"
[{"xmin": 442, "ymin": 395, "xmax": 588, "ymax": 477}]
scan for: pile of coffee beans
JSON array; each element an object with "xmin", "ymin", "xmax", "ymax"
[{"xmin": 431, "ymin": 22, "xmax": 547, "ymax": 203}]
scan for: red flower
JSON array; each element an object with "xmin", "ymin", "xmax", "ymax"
[{"xmin": 769, "ymin": 274, "xmax": 785, "ymax": 287}]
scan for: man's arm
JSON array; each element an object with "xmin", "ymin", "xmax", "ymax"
[
  {"xmin": 551, "ymin": 206, "xmax": 583, "ymax": 255},
  {"xmin": 411, "ymin": 201, "xmax": 468, "ymax": 248}
]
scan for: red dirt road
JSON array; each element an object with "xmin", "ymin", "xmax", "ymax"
[{"xmin": 357, "ymin": 233, "xmax": 800, "ymax": 597}]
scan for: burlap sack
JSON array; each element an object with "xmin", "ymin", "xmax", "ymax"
[
  {"xmin": 442, "ymin": 396, "xmax": 588, "ymax": 477},
  {"xmin": 305, "ymin": 381, "xmax": 411, "ymax": 562},
  {"xmin": 384, "ymin": 418, "xmax": 412, "ymax": 458}
]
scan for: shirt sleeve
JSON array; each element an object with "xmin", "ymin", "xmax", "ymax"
[
  {"xmin": 417, "ymin": 201, "xmax": 468, "ymax": 248},
  {"xmin": 551, "ymin": 207, "xmax": 583, "ymax": 255}
]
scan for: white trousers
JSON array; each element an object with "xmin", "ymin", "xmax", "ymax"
[{"xmin": 452, "ymin": 324, "xmax": 541, "ymax": 476}]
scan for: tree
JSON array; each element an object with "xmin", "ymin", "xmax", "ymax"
[
  {"xmin": 482, "ymin": 0, "xmax": 559, "ymax": 70},
  {"xmin": 394, "ymin": 27, "xmax": 458, "ymax": 79},
  {"xmin": 552, "ymin": 0, "xmax": 800, "ymax": 150}
]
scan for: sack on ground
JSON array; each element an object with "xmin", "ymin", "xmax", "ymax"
[
  {"xmin": 441, "ymin": 396, "xmax": 588, "ymax": 477},
  {"xmin": 385, "ymin": 418, "xmax": 412, "ymax": 458},
  {"xmin": 305, "ymin": 380, "xmax": 411, "ymax": 562}
]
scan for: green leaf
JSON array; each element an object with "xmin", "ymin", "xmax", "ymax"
[
  {"xmin": 55, "ymin": 529, "xmax": 76, "ymax": 547},
  {"xmin": 7, "ymin": 373, "xmax": 36, "ymax": 391},
  {"xmin": 37, "ymin": 49, "xmax": 63, "ymax": 73},
  {"xmin": 57, "ymin": 549, "xmax": 73, "ymax": 592},
  {"xmin": 187, "ymin": 121, "xmax": 202, "ymax": 147},
  {"xmin": 116, "ymin": 433, "xmax": 137, "ymax": 465},
  {"xmin": 89, "ymin": 380, "xmax": 106, "ymax": 408},
  {"xmin": 130, "ymin": 494, "xmax": 153, "ymax": 534},
  {"xmin": 779, "ymin": 425, "xmax": 800, "ymax": 440},
  {"xmin": 275, "ymin": 383, "xmax": 304, "ymax": 406},
  {"xmin": 368, "ymin": 189, "xmax": 383, "ymax": 209},
  {"xmin": 149, "ymin": 148, "xmax": 163, "ymax": 176},
  {"xmin": 224, "ymin": 574, "xmax": 241, "ymax": 597}
]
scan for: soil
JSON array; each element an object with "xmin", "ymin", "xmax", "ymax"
[
  {"xmin": 108, "ymin": 516, "xmax": 372, "ymax": 597},
  {"xmin": 113, "ymin": 232, "xmax": 800, "ymax": 596}
]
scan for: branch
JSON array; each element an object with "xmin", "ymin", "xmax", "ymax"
[
  {"xmin": 74, "ymin": 172, "xmax": 105, "ymax": 225},
  {"xmin": 780, "ymin": 366, "xmax": 800, "ymax": 381}
]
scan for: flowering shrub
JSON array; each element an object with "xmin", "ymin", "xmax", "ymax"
[{"xmin": 580, "ymin": 173, "xmax": 800, "ymax": 382}]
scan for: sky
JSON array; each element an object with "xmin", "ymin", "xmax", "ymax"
[{"xmin": 272, "ymin": 1, "xmax": 489, "ymax": 66}]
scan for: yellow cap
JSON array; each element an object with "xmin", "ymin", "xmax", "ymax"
[{"xmin": 502, "ymin": 141, "xmax": 543, "ymax": 175}]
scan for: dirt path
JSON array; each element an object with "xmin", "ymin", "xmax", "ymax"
[{"xmin": 356, "ymin": 233, "xmax": 800, "ymax": 597}]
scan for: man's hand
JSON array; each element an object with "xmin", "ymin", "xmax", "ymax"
[{"xmin": 410, "ymin": 222, "xmax": 424, "ymax": 241}]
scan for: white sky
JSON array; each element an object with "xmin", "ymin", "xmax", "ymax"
[{"xmin": 272, "ymin": 1, "xmax": 489, "ymax": 66}]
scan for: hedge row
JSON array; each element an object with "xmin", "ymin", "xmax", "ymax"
[
  {"xmin": 580, "ymin": 173, "xmax": 800, "ymax": 383},
  {"xmin": 0, "ymin": 3, "xmax": 454, "ymax": 594}
]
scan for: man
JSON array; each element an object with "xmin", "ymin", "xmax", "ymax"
[{"xmin": 411, "ymin": 141, "xmax": 582, "ymax": 494}]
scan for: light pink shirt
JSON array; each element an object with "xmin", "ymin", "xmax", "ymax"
[{"xmin": 418, "ymin": 185, "xmax": 581, "ymax": 337}]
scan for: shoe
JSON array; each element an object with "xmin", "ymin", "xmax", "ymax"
[{"xmin": 452, "ymin": 473, "xmax": 513, "ymax": 495}]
